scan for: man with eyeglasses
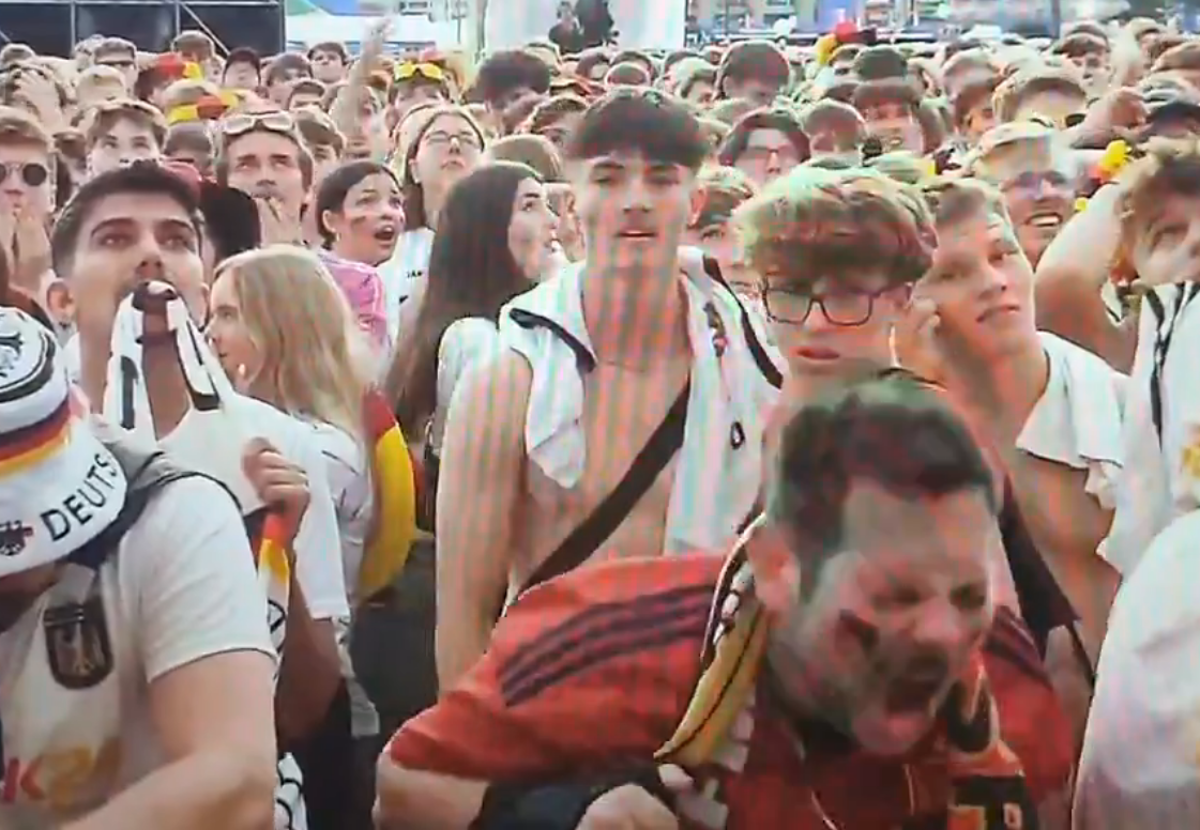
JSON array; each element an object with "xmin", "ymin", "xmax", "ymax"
[
  {"xmin": 748, "ymin": 168, "xmax": 924, "ymax": 403},
  {"xmin": 216, "ymin": 108, "xmax": 313, "ymax": 246}
]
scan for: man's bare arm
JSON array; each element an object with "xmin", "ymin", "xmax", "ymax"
[
  {"xmin": 435, "ymin": 351, "xmax": 531, "ymax": 688},
  {"xmin": 64, "ymin": 651, "xmax": 278, "ymax": 830},
  {"xmin": 376, "ymin": 762, "xmax": 487, "ymax": 830}
]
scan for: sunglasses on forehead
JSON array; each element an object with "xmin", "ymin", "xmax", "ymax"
[
  {"xmin": 220, "ymin": 110, "xmax": 296, "ymax": 138},
  {"xmin": 394, "ymin": 62, "xmax": 446, "ymax": 83},
  {"xmin": 0, "ymin": 162, "xmax": 48, "ymax": 188}
]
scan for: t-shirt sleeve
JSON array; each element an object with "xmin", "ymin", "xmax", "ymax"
[
  {"xmin": 125, "ymin": 476, "xmax": 276, "ymax": 682},
  {"xmin": 290, "ymin": 426, "xmax": 352, "ymax": 620},
  {"xmin": 386, "ymin": 564, "xmax": 711, "ymax": 781}
]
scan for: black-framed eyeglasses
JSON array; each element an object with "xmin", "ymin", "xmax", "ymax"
[
  {"xmin": 762, "ymin": 286, "xmax": 889, "ymax": 327},
  {"xmin": 0, "ymin": 162, "xmax": 48, "ymax": 188}
]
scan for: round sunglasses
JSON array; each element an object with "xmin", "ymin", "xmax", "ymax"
[{"xmin": 0, "ymin": 162, "xmax": 49, "ymax": 188}]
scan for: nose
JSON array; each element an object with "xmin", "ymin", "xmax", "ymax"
[
  {"xmin": 618, "ymin": 176, "xmax": 652, "ymax": 212},
  {"xmin": 133, "ymin": 241, "xmax": 168, "ymax": 282},
  {"xmin": 909, "ymin": 598, "xmax": 969, "ymax": 653}
]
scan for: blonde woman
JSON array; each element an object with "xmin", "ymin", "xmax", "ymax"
[{"xmin": 206, "ymin": 243, "xmax": 415, "ymax": 830}]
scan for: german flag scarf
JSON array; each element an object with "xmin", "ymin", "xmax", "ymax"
[
  {"xmin": 356, "ymin": 389, "xmax": 417, "ymax": 604},
  {"xmin": 657, "ymin": 534, "xmax": 1040, "ymax": 830}
]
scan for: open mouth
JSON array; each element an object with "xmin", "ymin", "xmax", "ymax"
[
  {"xmin": 618, "ymin": 230, "xmax": 656, "ymax": 240},
  {"xmin": 885, "ymin": 660, "xmax": 949, "ymax": 714},
  {"xmin": 1027, "ymin": 212, "xmax": 1064, "ymax": 232},
  {"xmin": 373, "ymin": 224, "xmax": 398, "ymax": 244}
]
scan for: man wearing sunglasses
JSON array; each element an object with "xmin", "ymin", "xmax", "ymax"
[
  {"xmin": 216, "ymin": 109, "xmax": 312, "ymax": 247},
  {"xmin": 0, "ymin": 106, "xmax": 55, "ymax": 300}
]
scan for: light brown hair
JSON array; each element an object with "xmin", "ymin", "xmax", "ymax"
[{"xmin": 84, "ymin": 98, "xmax": 167, "ymax": 149}]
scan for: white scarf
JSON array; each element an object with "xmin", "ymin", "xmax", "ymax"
[{"xmin": 100, "ymin": 284, "xmax": 304, "ymax": 830}]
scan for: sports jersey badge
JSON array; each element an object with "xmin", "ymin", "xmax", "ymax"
[{"xmin": 43, "ymin": 595, "xmax": 114, "ymax": 690}]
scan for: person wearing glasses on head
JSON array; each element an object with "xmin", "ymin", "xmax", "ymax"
[
  {"xmin": 390, "ymin": 61, "xmax": 451, "ymax": 124},
  {"xmin": 217, "ymin": 108, "xmax": 313, "ymax": 247}
]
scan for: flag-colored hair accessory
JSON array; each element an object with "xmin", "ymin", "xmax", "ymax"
[
  {"xmin": 1095, "ymin": 139, "xmax": 1131, "ymax": 183},
  {"xmin": 816, "ymin": 33, "xmax": 839, "ymax": 67},
  {"xmin": 166, "ymin": 90, "xmax": 239, "ymax": 125}
]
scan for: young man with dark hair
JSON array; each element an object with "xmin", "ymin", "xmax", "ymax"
[
  {"xmin": 307, "ymin": 40, "xmax": 349, "ymax": 85},
  {"xmin": 264, "ymin": 53, "xmax": 313, "ymax": 106},
  {"xmin": 715, "ymin": 40, "xmax": 790, "ymax": 106},
  {"xmin": 378, "ymin": 372, "xmax": 1070, "ymax": 830},
  {"xmin": 83, "ymin": 98, "xmax": 166, "ymax": 176},
  {"xmin": 223, "ymin": 47, "xmax": 262, "ymax": 93},
  {"xmin": 432, "ymin": 88, "xmax": 783, "ymax": 689},
  {"xmin": 472, "ymin": 49, "xmax": 552, "ymax": 118},
  {"xmin": 51, "ymin": 162, "xmax": 351, "ymax": 830}
]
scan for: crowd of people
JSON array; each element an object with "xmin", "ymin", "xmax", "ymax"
[{"xmin": 0, "ymin": 11, "xmax": 1197, "ymax": 830}]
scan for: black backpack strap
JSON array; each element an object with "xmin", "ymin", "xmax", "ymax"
[
  {"xmin": 701, "ymin": 255, "xmax": 784, "ymax": 390},
  {"xmin": 521, "ymin": 381, "xmax": 691, "ymax": 593},
  {"xmin": 66, "ymin": 439, "xmax": 234, "ymax": 571}
]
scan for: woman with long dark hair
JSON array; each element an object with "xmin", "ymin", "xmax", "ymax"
[
  {"xmin": 358, "ymin": 162, "xmax": 553, "ymax": 748},
  {"xmin": 385, "ymin": 161, "xmax": 556, "ymax": 515}
]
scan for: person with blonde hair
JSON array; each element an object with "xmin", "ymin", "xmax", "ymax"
[{"xmin": 206, "ymin": 243, "xmax": 416, "ymax": 830}]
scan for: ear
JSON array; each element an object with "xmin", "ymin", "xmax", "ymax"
[
  {"xmin": 744, "ymin": 521, "xmax": 802, "ymax": 620},
  {"xmin": 43, "ymin": 278, "xmax": 75, "ymax": 327},
  {"xmin": 688, "ymin": 183, "xmax": 706, "ymax": 227},
  {"xmin": 320, "ymin": 208, "xmax": 344, "ymax": 240}
]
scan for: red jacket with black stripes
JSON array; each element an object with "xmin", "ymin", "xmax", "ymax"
[{"xmin": 387, "ymin": 554, "xmax": 1073, "ymax": 829}]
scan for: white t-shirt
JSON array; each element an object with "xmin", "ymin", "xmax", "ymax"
[
  {"xmin": 429, "ymin": 317, "xmax": 501, "ymax": 455},
  {"xmin": 378, "ymin": 228, "xmax": 434, "ymax": 343},
  {"xmin": 0, "ymin": 477, "xmax": 275, "ymax": 829},
  {"xmin": 190, "ymin": 395, "xmax": 350, "ymax": 623},
  {"xmin": 301, "ymin": 420, "xmax": 370, "ymax": 605}
]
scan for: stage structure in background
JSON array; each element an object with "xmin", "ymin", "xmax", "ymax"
[{"xmin": 0, "ymin": 0, "xmax": 285, "ymax": 57}]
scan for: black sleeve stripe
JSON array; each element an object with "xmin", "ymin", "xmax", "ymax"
[
  {"xmin": 502, "ymin": 613, "xmax": 710, "ymax": 707},
  {"xmin": 498, "ymin": 584, "xmax": 714, "ymax": 687}
]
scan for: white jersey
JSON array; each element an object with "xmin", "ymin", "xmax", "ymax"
[{"xmin": 0, "ymin": 477, "xmax": 275, "ymax": 829}]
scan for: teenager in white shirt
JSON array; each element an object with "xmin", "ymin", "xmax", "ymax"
[{"xmin": 48, "ymin": 163, "xmax": 349, "ymax": 829}]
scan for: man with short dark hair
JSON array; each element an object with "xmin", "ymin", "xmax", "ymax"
[
  {"xmin": 433, "ymin": 88, "xmax": 782, "ymax": 688},
  {"xmin": 473, "ymin": 49, "xmax": 553, "ymax": 121},
  {"xmin": 378, "ymin": 373, "xmax": 1070, "ymax": 830},
  {"xmin": 223, "ymin": 47, "xmax": 262, "ymax": 93}
]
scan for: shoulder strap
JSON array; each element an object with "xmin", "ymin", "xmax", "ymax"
[
  {"xmin": 521, "ymin": 381, "xmax": 691, "ymax": 593},
  {"xmin": 701, "ymin": 256, "xmax": 784, "ymax": 390},
  {"xmin": 1148, "ymin": 282, "xmax": 1200, "ymax": 444},
  {"xmin": 66, "ymin": 439, "xmax": 230, "ymax": 571}
]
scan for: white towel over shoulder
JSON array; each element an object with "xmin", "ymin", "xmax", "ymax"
[{"xmin": 498, "ymin": 247, "xmax": 782, "ymax": 557}]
